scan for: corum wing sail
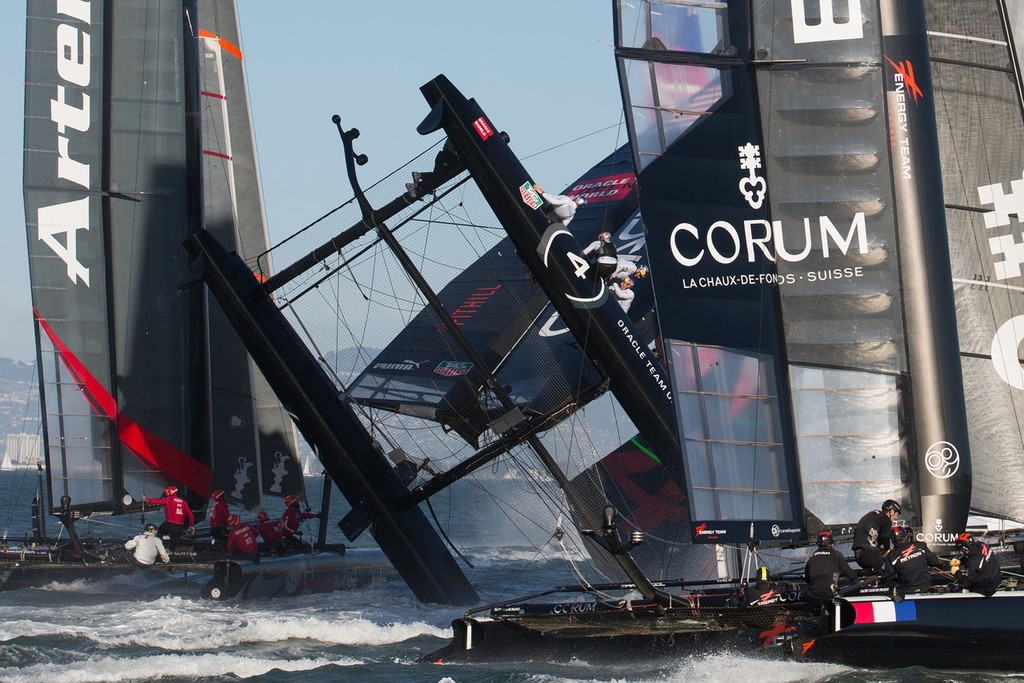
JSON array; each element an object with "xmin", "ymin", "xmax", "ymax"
[
  {"xmin": 928, "ymin": 1, "xmax": 1024, "ymax": 523},
  {"xmin": 24, "ymin": 0, "xmax": 214, "ymax": 513},
  {"xmin": 614, "ymin": 0, "xmax": 971, "ymax": 546},
  {"xmin": 196, "ymin": 0, "xmax": 305, "ymax": 510},
  {"xmin": 346, "ymin": 146, "xmax": 639, "ymax": 445}
]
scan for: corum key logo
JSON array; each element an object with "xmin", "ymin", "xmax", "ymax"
[
  {"xmin": 738, "ymin": 143, "xmax": 766, "ymax": 209},
  {"xmin": 925, "ymin": 441, "xmax": 960, "ymax": 479}
]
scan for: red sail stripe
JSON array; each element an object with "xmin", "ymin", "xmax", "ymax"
[
  {"xmin": 197, "ymin": 28, "xmax": 242, "ymax": 61},
  {"xmin": 34, "ymin": 310, "xmax": 213, "ymax": 496},
  {"xmin": 200, "ymin": 90, "xmax": 226, "ymax": 100},
  {"xmin": 203, "ymin": 150, "xmax": 232, "ymax": 160}
]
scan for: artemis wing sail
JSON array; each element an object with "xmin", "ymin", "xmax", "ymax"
[{"xmin": 24, "ymin": 0, "xmax": 213, "ymax": 513}]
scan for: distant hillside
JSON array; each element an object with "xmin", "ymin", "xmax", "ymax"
[
  {"xmin": 0, "ymin": 358, "xmax": 40, "ymax": 450},
  {"xmin": 0, "ymin": 349, "xmax": 380, "ymax": 457}
]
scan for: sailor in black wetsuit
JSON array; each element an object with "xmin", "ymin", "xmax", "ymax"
[
  {"xmin": 804, "ymin": 530, "xmax": 859, "ymax": 603},
  {"xmin": 953, "ymin": 532, "xmax": 1002, "ymax": 596},
  {"xmin": 743, "ymin": 566, "xmax": 783, "ymax": 606},
  {"xmin": 852, "ymin": 498, "xmax": 901, "ymax": 573},
  {"xmin": 889, "ymin": 525, "xmax": 950, "ymax": 593}
]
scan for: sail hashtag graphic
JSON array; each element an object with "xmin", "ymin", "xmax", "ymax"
[
  {"xmin": 979, "ymin": 174, "xmax": 1024, "ymax": 280},
  {"xmin": 738, "ymin": 142, "xmax": 766, "ymax": 210}
]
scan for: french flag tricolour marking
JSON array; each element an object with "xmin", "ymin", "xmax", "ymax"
[{"xmin": 851, "ymin": 600, "xmax": 917, "ymax": 624}]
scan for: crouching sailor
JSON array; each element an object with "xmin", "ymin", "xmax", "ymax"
[
  {"xmin": 226, "ymin": 514, "xmax": 259, "ymax": 561},
  {"xmin": 125, "ymin": 523, "xmax": 170, "ymax": 567},
  {"xmin": 744, "ymin": 566, "xmax": 784, "ymax": 606},
  {"xmin": 952, "ymin": 532, "xmax": 1002, "ymax": 596},
  {"xmin": 889, "ymin": 525, "xmax": 951, "ymax": 593}
]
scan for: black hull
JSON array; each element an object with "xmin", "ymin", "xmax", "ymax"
[
  {"xmin": 788, "ymin": 592, "xmax": 1024, "ymax": 671},
  {"xmin": 0, "ymin": 540, "xmax": 395, "ymax": 600},
  {"xmin": 201, "ymin": 548, "xmax": 395, "ymax": 600},
  {"xmin": 427, "ymin": 597, "xmax": 820, "ymax": 664}
]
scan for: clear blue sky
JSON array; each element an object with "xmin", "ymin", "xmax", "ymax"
[{"xmin": 1, "ymin": 1, "xmax": 626, "ymax": 362}]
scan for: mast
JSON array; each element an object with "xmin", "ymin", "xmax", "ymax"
[
  {"xmin": 181, "ymin": 229, "xmax": 479, "ymax": 605},
  {"xmin": 881, "ymin": 0, "xmax": 971, "ymax": 549}
]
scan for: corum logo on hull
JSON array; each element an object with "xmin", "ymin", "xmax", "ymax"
[{"xmin": 38, "ymin": 1, "xmax": 94, "ymax": 287}]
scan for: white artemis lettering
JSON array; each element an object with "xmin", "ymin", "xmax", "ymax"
[{"xmin": 41, "ymin": 1, "xmax": 92, "ymax": 286}]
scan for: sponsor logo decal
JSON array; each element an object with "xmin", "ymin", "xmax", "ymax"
[
  {"xmin": 738, "ymin": 143, "xmax": 766, "ymax": 209},
  {"xmin": 924, "ymin": 440, "xmax": 960, "ymax": 479},
  {"xmin": 451, "ymin": 284, "xmax": 502, "ymax": 326},
  {"xmin": 668, "ymin": 140, "xmax": 869, "ymax": 290},
  {"xmin": 472, "ymin": 116, "xmax": 494, "ymax": 141},
  {"xmin": 568, "ymin": 172, "xmax": 636, "ymax": 204},
  {"xmin": 694, "ymin": 522, "xmax": 727, "ymax": 539},
  {"xmin": 434, "ymin": 361, "xmax": 473, "ymax": 377},
  {"xmin": 521, "ymin": 183, "xmax": 542, "ymax": 209},
  {"xmin": 372, "ymin": 359, "xmax": 426, "ymax": 372},
  {"xmin": 885, "ymin": 55, "xmax": 922, "ymax": 181}
]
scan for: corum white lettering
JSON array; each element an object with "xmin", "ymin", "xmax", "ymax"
[
  {"xmin": 671, "ymin": 213, "xmax": 867, "ymax": 267},
  {"xmin": 41, "ymin": 1, "xmax": 92, "ymax": 286}
]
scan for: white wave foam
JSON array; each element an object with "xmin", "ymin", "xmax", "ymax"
[
  {"xmin": 659, "ymin": 651, "xmax": 850, "ymax": 683},
  {"xmin": 0, "ymin": 595, "xmax": 450, "ymax": 650},
  {"xmin": 0, "ymin": 652, "xmax": 360, "ymax": 683}
]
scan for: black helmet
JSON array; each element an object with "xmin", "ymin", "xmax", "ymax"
[
  {"xmin": 881, "ymin": 499, "xmax": 901, "ymax": 514},
  {"xmin": 892, "ymin": 525, "xmax": 913, "ymax": 545},
  {"xmin": 817, "ymin": 530, "xmax": 834, "ymax": 547},
  {"xmin": 144, "ymin": 523, "xmax": 158, "ymax": 533}
]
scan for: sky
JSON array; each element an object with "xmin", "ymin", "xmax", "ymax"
[{"xmin": 0, "ymin": 1, "xmax": 627, "ymax": 363}]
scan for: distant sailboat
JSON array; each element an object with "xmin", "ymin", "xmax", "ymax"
[{"xmin": 1, "ymin": 434, "xmax": 40, "ymax": 470}]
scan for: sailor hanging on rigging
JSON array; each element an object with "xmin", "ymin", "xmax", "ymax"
[
  {"xmin": 580, "ymin": 230, "xmax": 617, "ymax": 280},
  {"xmin": 535, "ymin": 184, "xmax": 587, "ymax": 227},
  {"xmin": 609, "ymin": 276, "xmax": 635, "ymax": 313}
]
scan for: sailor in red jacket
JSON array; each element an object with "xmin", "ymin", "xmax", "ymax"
[
  {"xmin": 208, "ymin": 489, "xmax": 230, "ymax": 541},
  {"xmin": 144, "ymin": 485, "xmax": 195, "ymax": 549},
  {"xmin": 226, "ymin": 514, "xmax": 259, "ymax": 559},
  {"xmin": 280, "ymin": 494, "xmax": 319, "ymax": 550},
  {"xmin": 255, "ymin": 510, "xmax": 283, "ymax": 548}
]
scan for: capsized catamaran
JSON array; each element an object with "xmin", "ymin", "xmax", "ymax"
[{"xmin": 15, "ymin": 0, "xmax": 392, "ymax": 600}]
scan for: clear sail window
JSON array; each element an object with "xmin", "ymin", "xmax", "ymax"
[
  {"xmin": 669, "ymin": 341, "xmax": 792, "ymax": 521},
  {"xmin": 616, "ymin": 1, "xmax": 729, "ymax": 169},
  {"xmin": 790, "ymin": 365, "xmax": 901, "ymax": 525}
]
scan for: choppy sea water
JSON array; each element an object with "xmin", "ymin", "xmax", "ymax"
[{"xmin": 0, "ymin": 470, "xmax": 1018, "ymax": 683}]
